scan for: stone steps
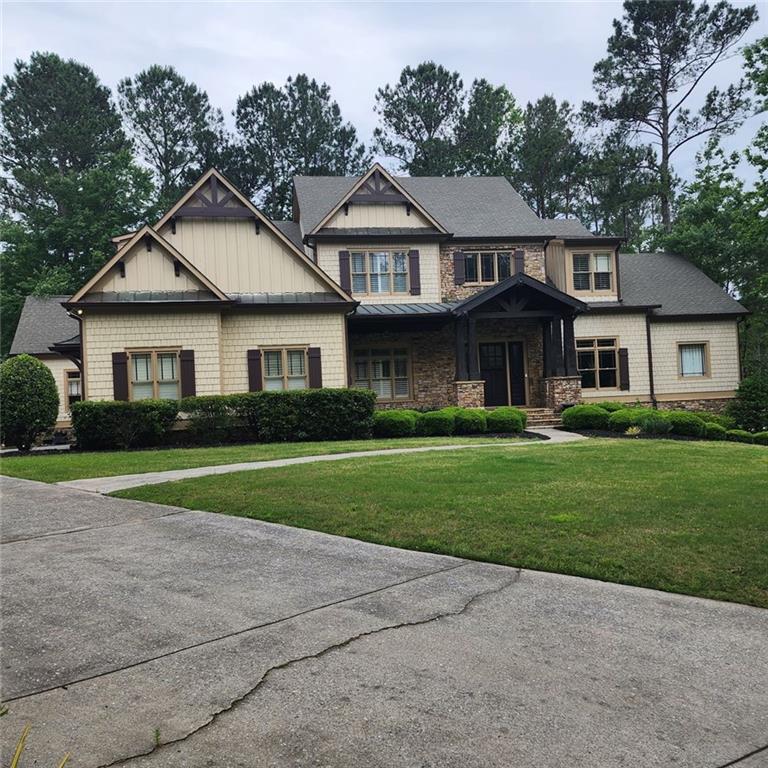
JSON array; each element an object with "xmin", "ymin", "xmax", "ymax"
[{"xmin": 520, "ymin": 407, "xmax": 562, "ymax": 428}]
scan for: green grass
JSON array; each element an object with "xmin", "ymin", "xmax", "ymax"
[
  {"xmin": 116, "ymin": 440, "xmax": 768, "ymax": 608},
  {"xmin": 0, "ymin": 435, "xmax": 528, "ymax": 483}
]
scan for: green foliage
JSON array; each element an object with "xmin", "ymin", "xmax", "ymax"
[
  {"xmin": 664, "ymin": 410, "xmax": 707, "ymax": 437},
  {"xmin": 562, "ymin": 404, "xmax": 610, "ymax": 430},
  {"xmin": 416, "ymin": 409, "xmax": 455, "ymax": 436},
  {"xmin": 637, "ymin": 413, "xmax": 673, "ymax": 435},
  {"xmin": 727, "ymin": 376, "xmax": 768, "ymax": 432},
  {"xmin": 454, "ymin": 408, "xmax": 488, "ymax": 435},
  {"xmin": 705, "ymin": 422, "xmax": 728, "ymax": 440},
  {"xmin": 373, "ymin": 410, "xmax": 419, "ymax": 438},
  {"xmin": 592, "ymin": 401, "xmax": 627, "ymax": 413},
  {"xmin": 0, "ymin": 355, "xmax": 59, "ymax": 450},
  {"xmin": 180, "ymin": 395, "xmax": 238, "ymax": 444},
  {"xmin": 753, "ymin": 431, "xmax": 768, "ymax": 445},
  {"xmin": 72, "ymin": 400, "xmax": 179, "ymax": 450},
  {"xmin": 697, "ymin": 411, "xmax": 736, "ymax": 430},
  {"xmin": 726, "ymin": 429, "xmax": 755, "ymax": 444},
  {"xmin": 486, "ymin": 407, "xmax": 524, "ymax": 434},
  {"xmin": 607, "ymin": 407, "xmax": 653, "ymax": 432}
]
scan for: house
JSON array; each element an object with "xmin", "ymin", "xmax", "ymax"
[{"xmin": 10, "ymin": 165, "xmax": 747, "ymax": 425}]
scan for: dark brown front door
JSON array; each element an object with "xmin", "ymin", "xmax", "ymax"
[
  {"xmin": 479, "ymin": 342, "xmax": 508, "ymax": 406},
  {"xmin": 508, "ymin": 341, "xmax": 526, "ymax": 405}
]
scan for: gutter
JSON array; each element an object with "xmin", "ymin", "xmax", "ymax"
[{"xmin": 645, "ymin": 311, "xmax": 657, "ymax": 409}]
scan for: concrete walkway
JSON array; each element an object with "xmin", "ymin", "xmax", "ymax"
[{"xmin": 59, "ymin": 427, "xmax": 586, "ymax": 494}]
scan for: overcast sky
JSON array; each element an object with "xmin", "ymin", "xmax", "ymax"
[{"xmin": 2, "ymin": 1, "xmax": 765, "ymax": 184}]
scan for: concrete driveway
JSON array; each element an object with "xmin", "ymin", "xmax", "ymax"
[{"xmin": 1, "ymin": 476, "xmax": 766, "ymax": 768}]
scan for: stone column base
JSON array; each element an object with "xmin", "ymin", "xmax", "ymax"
[
  {"xmin": 454, "ymin": 380, "xmax": 485, "ymax": 408},
  {"xmin": 544, "ymin": 376, "xmax": 582, "ymax": 410}
]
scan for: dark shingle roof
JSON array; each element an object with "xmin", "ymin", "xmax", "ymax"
[
  {"xmin": 10, "ymin": 296, "xmax": 78, "ymax": 355},
  {"xmin": 617, "ymin": 252, "xmax": 748, "ymax": 317},
  {"xmin": 273, "ymin": 220, "xmax": 305, "ymax": 250}
]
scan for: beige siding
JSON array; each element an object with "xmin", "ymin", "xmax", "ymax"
[
  {"xmin": 325, "ymin": 203, "xmax": 430, "ymax": 229},
  {"xmin": 220, "ymin": 312, "xmax": 347, "ymax": 393},
  {"xmin": 38, "ymin": 354, "xmax": 77, "ymax": 423},
  {"xmin": 315, "ymin": 241, "xmax": 442, "ymax": 304},
  {"xmin": 574, "ymin": 313, "xmax": 651, "ymax": 400},
  {"xmin": 564, "ymin": 248, "xmax": 618, "ymax": 302},
  {"xmin": 158, "ymin": 218, "xmax": 330, "ymax": 295},
  {"xmin": 545, "ymin": 240, "xmax": 567, "ymax": 292},
  {"xmin": 650, "ymin": 319, "xmax": 740, "ymax": 396},
  {"xmin": 83, "ymin": 311, "xmax": 221, "ymax": 400}
]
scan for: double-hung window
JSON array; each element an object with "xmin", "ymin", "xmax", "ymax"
[
  {"xmin": 464, "ymin": 251, "xmax": 512, "ymax": 284},
  {"xmin": 351, "ymin": 250, "xmax": 408, "ymax": 294},
  {"xmin": 572, "ymin": 252, "xmax": 613, "ymax": 292},
  {"xmin": 353, "ymin": 348, "xmax": 410, "ymax": 401},
  {"xmin": 679, "ymin": 343, "xmax": 708, "ymax": 378},
  {"xmin": 263, "ymin": 348, "xmax": 308, "ymax": 391},
  {"xmin": 576, "ymin": 338, "xmax": 618, "ymax": 389},
  {"xmin": 65, "ymin": 370, "xmax": 82, "ymax": 410},
  {"xmin": 129, "ymin": 351, "xmax": 180, "ymax": 400}
]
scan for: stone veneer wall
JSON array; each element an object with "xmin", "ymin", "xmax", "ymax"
[
  {"xmin": 439, "ymin": 243, "xmax": 546, "ymax": 302},
  {"xmin": 454, "ymin": 381, "xmax": 485, "ymax": 408},
  {"xmin": 544, "ymin": 376, "xmax": 582, "ymax": 410},
  {"xmin": 656, "ymin": 398, "xmax": 732, "ymax": 413}
]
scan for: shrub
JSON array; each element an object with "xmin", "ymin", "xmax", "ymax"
[
  {"xmin": 638, "ymin": 413, "xmax": 672, "ymax": 435},
  {"xmin": 625, "ymin": 425, "xmax": 642, "ymax": 437},
  {"xmin": 664, "ymin": 410, "xmax": 706, "ymax": 437},
  {"xmin": 753, "ymin": 431, "xmax": 768, "ymax": 445},
  {"xmin": 0, "ymin": 354, "xmax": 59, "ymax": 451},
  {"xmin": 561, "ymin": 404, "xmax": 610, "ymax": 430},
  {"xmin": 593, "ymin": 401, "xmax": 626, "ymax": 413},
  {"xmin": 72, "ymin": 400, "xmax": 179, "ymax": 450},
  {"xmin": 486, "ymin": 407, "xmax": 524, "ymax": 434},
  {"xmin": 704, "ymin": 422, "xmax": 727, "ymax": 441},
  {"xmin": 180, "ymin": 395, "xmax": 238, "ymax": 444},
  {"xmin": 607, "ymin": 408, "xmax": 654, "ymax": 432},
  {"xmin": 726, "ymin": 429, "xmax": 754, "ymax": 444},
  {"xmin": 727, "ymin": 376, "xmax": 768, "ymax": 433},
  {"xmin": 454, "ymin": 408, "xmax": 488, "ymax": 435},
  {"xmin": 373, "ymin": 409, "xmax": 418, "ymax": 438},
  {"xmin": 697, "ymin": 412, "xmax": 736, "ymax": 430},
  {"xmin": 416, "ymin": 409, "xmax": 455, "ymax": 436}
]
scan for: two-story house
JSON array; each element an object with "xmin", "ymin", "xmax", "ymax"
[{"xmin": 11, "ymin": 164, "xmax": 747, "ymax": 426}]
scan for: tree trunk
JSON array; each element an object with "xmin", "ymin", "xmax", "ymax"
[{"xmin": 660, "ymin": 84, "xmax": 672, "ymax": 232}]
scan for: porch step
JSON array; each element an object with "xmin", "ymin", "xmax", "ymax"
[{"xmin": 519, "ymin": 407, "xmax": 562, "ymax": 428}]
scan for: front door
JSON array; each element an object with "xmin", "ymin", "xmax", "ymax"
[
  {"xmin": 478, "ymin": 341, "xmax": 527, "ymax": 407},
  {"xmin": 508, "ymin": 341, "xmax": 526, "ymax": 405}
]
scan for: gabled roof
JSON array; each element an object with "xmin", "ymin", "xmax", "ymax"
[{"xmin": 10, "ymin": 296, "xmax": 79, "ymax": 355}]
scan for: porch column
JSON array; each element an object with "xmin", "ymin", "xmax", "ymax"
[
  {"xmin": 563, "ymin": 314, "xmax": 578, "ymax": 376},
  {"xmin": 455, "ymin": 316, "xmax": 468, "ymax": 380},
  {"xmin": 467, "ymin": 315, "xmax": 480, "ymax": 380},
  {"xmin": 543, "ymin": 319, "xmax": 553, "ymax": 378},
  {"xmin": 551, "ymin": 316, "xmax": 565, "ymax": 376}
]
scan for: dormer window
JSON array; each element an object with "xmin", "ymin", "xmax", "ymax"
[{"xmin": 572, "ymin": 252, "xmax": 613, "ymax": 292}]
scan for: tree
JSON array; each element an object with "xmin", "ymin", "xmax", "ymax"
[
  {"xmin": 117, "ymin": 65, "xmax": 228, "ymax": 207},
  {"xmin": 234, "ymin": 74, "xmax": 370, "ymax": 219},
  {"xmin": 743, "ymin": 36, "xmax": 768, "ymax": 180},
  {"xmin": 589, "ymin": 0, "xmax": 758, "ymax": 231},
  {"xmin": 0, "ymin": 52, "xmax": 153, "ymax": 354}
]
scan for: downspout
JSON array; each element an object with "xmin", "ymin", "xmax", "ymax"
[
  {"xmin": 645, "ymin": 311, "xmax": 657, "ymax": 409},
  {"xmin": 68, "ymin": 310, "xmax": 86, "ymax": 400}
]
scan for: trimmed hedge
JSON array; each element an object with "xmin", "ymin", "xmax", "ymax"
[
  {"xmin": 753, "ymin": 431, "xmax": 768, "ymax": 445},
  {"xmin": 562, "ymin": 404, "xmax": 610, "ymax": 430},
  {"xmin": 373, "ymin": 409, "xmax": 419, "ymax": 438},
  {"xmin": 180, "ymin": 395, "xmax": 237, "ymax": 444},
  {"xmin": 726, "ymin": 429, "xmax": 754, "ymax": 444},
  {"xmin": 664, "ymin": 410, "xmax": 706, "ymax": 437},
  {"xmin": 592, "ymin": 401, "xmax": 627, "ymax": 413},
  {"xmin": 638, "ymin": 413, "xmax": 672, "ymax": 435},
  {"xmin": 607, "ymin": 408, "xmax": 653, "ymax": 432},
  {"xmin": 72, "ymin": 400, "xmax": 179, "ymax": 450},
  {"xmin": 487, "ymin": 407, "xmax": 525, "ymax": 434},
  {"xmin": 704, "ymin": 422, "xmax": 727, "ymax": 440},
  {"xmin": 697, "ymin": 412, "xmax": 736, "ymax": 430},
  {"xmin": 454, "ymin": 409, "xmax": 488, "ymax": 435},
  {"xmin": 416, "ymin": 409, "xmax": 455, "ymax": 436}
]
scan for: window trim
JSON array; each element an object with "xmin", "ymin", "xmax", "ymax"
[
  {"xmin": 63, "ymin": 369, "xmax": 82, "ymax": 412},
  {"xmin": 677, "ymin": 341, "xmax": 711, "ymax": 380},
  {"xmin": 463, "ymin": 250, "xmax": 514, "ymax": 285},
  {"xmin": 568, "ymin": 250, "xmax": 616, "ymax": 295},
  {"xmin": 349, "ymin": 249, "xmax": 410, "ymax": 296},
  {"xmin": 261, "ymin": 346, "xmax": 309, "ymax": 391},
  {"xmin": 351, "ymin": 346, "xmax": 412, "ymax": 403},
  {"xmin": 126, "ymin": 348, "xmax": 181, "ymax": 401},
  {"xmin": 576, "ymin": 337, "xmax": 620, "ymax": 391}
]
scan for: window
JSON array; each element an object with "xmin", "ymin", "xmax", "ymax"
[
  {"xmin": 353, "ymin": 348, "xmax": 410, "ymax": 401},
  {"xmin": 572, "ymin": 252, "xmax": 613, "ymax": 292},
  {"xmin": 576, "ymin": 338, "xmax": 618, "ymax": 389},
  {"xmin": 679, "ymin": 343, "xmax": 708, "ymax": 378},
  {"xmin": 464, "ymin": 251, "xmax": 512, "ymax": 284},
  {"xmin": 350, "ymin": 250, "xmax": 408, "ymax": 294},
  {"xmin": 129, "ymin": 350, "xmax": 180, "ymax": 400},
  {"xmin": 263, "ymin": 348, "xmax": 308, "ymax": 391},
  {"xmin": 65, "ymin": 370, "xmax": 81, "ymax": 410}
]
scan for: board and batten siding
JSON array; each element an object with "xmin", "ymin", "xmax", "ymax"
[
  {"xmin": 219, "ymin": 312, "xmax": 347, "ymax": 393},
  {"xmin": 82, "ymin": 311, "xmax": 221, "ymax": 400},
  {"xmin": 325, "ymin": 203, "xmax": 431, "ymax": 229},
  {"xmin": 544, "ymin": 240, "xmax": 567, "ymax": 294},
  {"xmin": 315, "ymin": 241, "xmax": 442, "ymax": 304}
]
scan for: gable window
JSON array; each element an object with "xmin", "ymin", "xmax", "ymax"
[
  {"xmin": 65, "ymin": 370, "xmax": 82, "ymax": 410},
  {"xmin": 464, "ymin": 251, "xmax": 512, "ymax": 284},
  {"xmin": 350, "ymin": 251, "xmax": 408, "ymax": 294},
  {"xmin": 572, "ymin": 252, "xmax": 613, "ymax": 292},
  {"xmin": 129, "ymin": 350, "xmax": 180, "ymax": 400},
  {"xmin": 353, "ymin": 348, "xmax": 410, "ymax": 401},
  {"xmin": 576, "ymin": 338, "xmax": 618, "ymax": 389},
  {"xmin": 679, "ymin": 343, "xmax": 708, "ymax": 378},
  {"xmin": 263, "ymin": 348, "xmax": 308, "ymax": 391}
]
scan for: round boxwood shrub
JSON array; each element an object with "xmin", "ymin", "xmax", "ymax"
[
  {"xmin": 726, "ymin": 429, "xmax": 754, "ymax": 444},
  {"xmin": 664, "ymin": 410, "xmax": 706, "ymax": 437},
  {"xmin": 562, "ymin": 404, "xmax": 610, "ymax": 430},
  {"xmin": 607, "ymin": 407, "xmax": 654, "ymax": 432},
  {"xmin": 373, "ymin": 409, "xmax": 418, "ymax": 438},
  {"xmin": 0, "ymin": 354, "xmax": 59, "ymax": 451},
  {"xmin": 454, "ymin": 408, "xmax": 487, "ymax": 435},
  {"xmin": 638, "ymin": 412, "xmax": 672, "ymax": 435},
  {"xmin": 592, "ymin": 401, "xmax": 626, "ymax": 413},
  {"xmin": 727, "ymin": 375, "xmax": 768, "ymax": 433},
  {"xmin": 697, "ymin": 412, "xmax": 736, "ymax": 430},
  {"xmin": 753, "ymin": 431, "xmax": 768, "ymax": 445},
  {"xmin": 416, "ymin": 409, "xmax": 455, "ymax": 436},
  {"xmin": 704, "ymin": 422, "xmax": 727, "ymax": 440},
  {"xmin": 486, "ymin": 407, "xmax": 524, "ymax": 434}
]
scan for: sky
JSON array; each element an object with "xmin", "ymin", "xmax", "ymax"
[{"xmin": 1, "ymin": 0, "xmax": 766, "ymax": 185}]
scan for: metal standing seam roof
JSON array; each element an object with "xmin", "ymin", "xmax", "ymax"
[{"xmin": 9, "ymin": 296, "xmax": 79, "ymax": 355}]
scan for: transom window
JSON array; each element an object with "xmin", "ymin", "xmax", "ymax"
[
  {"xmin": 353, "ymin": 348, "xmax": 410, "ymax": 401},
  {"xmin": 129, "ymin": 350, "xmax": 180, "ymax": 400},
  {"xmin": 263, "ymin": 348, "xmax": 308, "ymax": 391},
  {"xmin": 572, "ymin": 252, "xmax": 613, "ymax": 292},
  {"xmin": 65, "ymin": 370, "xmax": 82, "ymax": 410},
  {"xmin": 351, "ymin": 251, "xmax": 408, "ymax": 294},
  {"xmin": 576, "ymin": 338, "xmax": 618, "ymax": 389},
  {"xmin": 465, "ymin": 251, "xmax": 512, "ymax": 284},
  {"xmin": 679, "ymin": 343, "xmax": 708, "ymax": 377}
]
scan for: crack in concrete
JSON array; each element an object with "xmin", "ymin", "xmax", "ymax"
[
  {"xmin": 715, "ymin": 742, "xmax": 768, "ymax": 767},
  {"xmin": 96, "ymin": 568, "xmax": 521, "ymax": 768}
]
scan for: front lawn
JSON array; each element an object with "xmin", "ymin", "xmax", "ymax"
[
  {"xmin": 116, "ymin": 440, "xmax": 768, "ymax": 608},
  {"xmin": 0, "ymin": 435, "xmax": 528, "ymax": 483}
]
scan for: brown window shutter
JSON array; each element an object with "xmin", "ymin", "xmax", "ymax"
[
  {"xmin": 338, "ymin": 250, "xmax": 351, "ymax": 293},
  {"xmin": 408, "ymin": 249, "xmax": 421, "ymax": 295},
  {"xmin": 453, "ymin": 251, "xmax": 466, "ymax": 285},
  {"xmin": 618, "ymin": 348, "xmax": 630, "ymax": 391},
  {"xmin": 112, "ymin": 352, "xmax": 129, "ymax": 401},
  {"xmin": 307, "ymin": 347, "xmax": 322, "ymax": 388},
  {"xmin": 180, "ymin": 350, "xmax": 196, "ymax": 397},
  {"xmin": 247, "ymin": 349, "xmax": 263, "ymax": 391},
  {"xmin": 514, "ymin": 250, "xmax": 525, "ymax": 275}
]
